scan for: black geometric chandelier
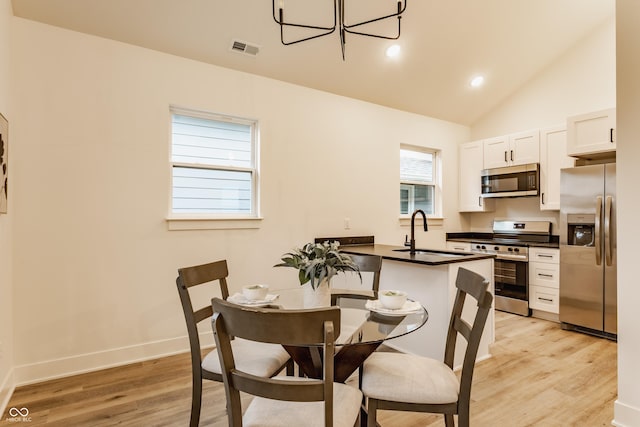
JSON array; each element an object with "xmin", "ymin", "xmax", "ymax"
[{"xmin": 272, "ymin": 0, "xmax": 407, "ymax": 60}]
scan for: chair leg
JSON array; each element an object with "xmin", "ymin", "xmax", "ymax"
[
  {"xmin": 286, "ymin": 359, "xmax": 295, "ymax": 376},
  {"xmin": 190, "ymin": 372, "xmax": 203, "ymax": 427},
  {"xmin": 444, "ymin": 414, "xmax": 455, "ymax": 427},
  {"xmin": 367, "ymin": 398, "xmax": 379, "ymax": 427},
  {"xmin": 457, "ymin": 410, "xmax": 469, "ymax": 427}
]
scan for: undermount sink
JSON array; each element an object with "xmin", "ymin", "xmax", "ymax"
[{"xmin": 392, "ymin": 248, "xmax": 471, "ymax": 257}]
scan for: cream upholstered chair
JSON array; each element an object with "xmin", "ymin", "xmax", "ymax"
[
  {"xmin": 176, "ymin": 260, "xmax": 292, "ymax": 427},
  {"xmin": 212, "ymin": 297, "xmax": 363, "ymax": 427},
  {"xmin": 360, "ymin": 267, "xmax": 493, "ymax": 427}
]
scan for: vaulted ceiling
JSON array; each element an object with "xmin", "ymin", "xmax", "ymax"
[{"xmin": 11, "ymin": 0, "xmax": 615, "ymax": 125}]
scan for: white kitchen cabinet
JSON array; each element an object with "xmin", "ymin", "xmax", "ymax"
[
  {"xmin": 482, "ymin": 135, "xmax": 510, "ymax": 169},
  {"xmin": 483, "ymin": 129, "xmax": 540, "ymax": 169},
  {"xmin": 529, "ymin": 247, "xmax": 560, "ymax": 314},
  {"xmin": 539, "ymin": 125, "xmax": 575, "ymax": 211},
  {"xmin": 446, "ymin": 241, "xmax": 471, "ymax": 252},
  {"xmin": 458, "ymin": 140, "xmax": 494, "ymax": 212},
  {"xmin": 566, "ymin": 108, "xmax": 616, "ymax": 157}
]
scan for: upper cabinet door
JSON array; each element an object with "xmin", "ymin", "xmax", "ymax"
[
  {"xmin": 482, "ymin": 136, "xmax": 510, "ymax": 169},
  {"xmin": 483, "ymin": 130, "xmax": 539, "ymax": 169},
  {"xmin": 510, "ymin": 129, "xmax": 540, "ymax": 165},
  {"xmin": 459, "ymin": 140, "xmax": 494, "ymax": 212},
  {"xmin": 567, "ymin": 108, "xmax": 616, "ymax": 157},
  {"xmin": 539, "ymin": 125, "xmax": 575, "ymax": 211}
]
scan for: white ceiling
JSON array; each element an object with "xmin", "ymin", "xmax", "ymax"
[{"xmin": 11, "ymin": 0, "xmax": 615, "ymax": 126}]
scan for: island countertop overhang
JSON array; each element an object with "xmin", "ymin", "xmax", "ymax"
[{"xmin": 340, "ymin": 244, "xmax": 495, "ymax": 266}]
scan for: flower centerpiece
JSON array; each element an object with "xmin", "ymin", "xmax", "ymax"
[{"xmin": 275, "ymin": 241, "xmax": 361, "ymax": 307}]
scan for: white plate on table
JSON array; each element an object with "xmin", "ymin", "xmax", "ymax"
[
  {"xmin": 227, "ymin": 293, "xmax": 279, "ymax": 307},
  {"xmin": 365, "ymin": 299, "xmax": 422, "ymax": 316}
]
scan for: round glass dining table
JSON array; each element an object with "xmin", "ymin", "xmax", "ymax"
[{"xmin": 245, "ymin": 287, "xmax": 429, "ymax": 382}]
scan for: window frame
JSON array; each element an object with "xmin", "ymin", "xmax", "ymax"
[
  {"xmin": 167, "ymin": 106, "xmax": 262, "ymax": 230},
  {"xmin": 399, "ymin": 144, "xmax": 442, "ymax": 219}
]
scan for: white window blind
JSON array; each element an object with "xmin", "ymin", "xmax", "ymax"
[{"xmin": 171, "ymin": 110, "xmax": 257, "ymax": 215}]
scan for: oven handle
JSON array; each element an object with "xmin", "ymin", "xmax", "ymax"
[{"xmin": 495, "ymin": 255, "xmax": 528, "ymax": 262}]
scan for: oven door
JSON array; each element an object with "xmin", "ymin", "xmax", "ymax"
[{"xmin": 494, "ymin": 258, "xmax": 530, "ymax": 316}]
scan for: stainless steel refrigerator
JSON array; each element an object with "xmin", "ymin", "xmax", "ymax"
[{"xmin": 559, "ymin": 163, "xmax": 616, "ymax": 338}]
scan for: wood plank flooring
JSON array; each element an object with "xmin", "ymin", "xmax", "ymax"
[{"xmin": 3, "ymin": 312, "xmax": 617, "ymax": 426}]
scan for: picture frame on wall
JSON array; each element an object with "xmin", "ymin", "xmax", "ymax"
[{"xmin": 0, "ymin": 112, "xmax": 7, "ymax": 214}]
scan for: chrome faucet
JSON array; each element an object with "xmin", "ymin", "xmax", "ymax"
[{"xmin": 409, "ymin": 209, "xmax": 428, "ymax": 254}]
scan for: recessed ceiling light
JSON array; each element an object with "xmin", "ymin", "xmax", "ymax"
[
  {"xmin": 386, "ymin": 44, "xmax": 401, "ymax": 58},
  {"xmin": 470, "ymin": 75, "xmax": 485, "ymax": 88}
]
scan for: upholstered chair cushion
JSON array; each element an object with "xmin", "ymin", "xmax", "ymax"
[
  {"xmin": 201, "ymin": 338, "xmax": 291, "ymax": 376},
  {"xmin": 361, "ymin": 352, "xmax": 459, "ymax": 404},
  {"xmin": 243, "ymin": 378, "xmax": 363, "ymax": 427}
]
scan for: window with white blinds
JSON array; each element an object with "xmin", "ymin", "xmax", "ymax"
[
  {"xmin": 171, "ymin": 108, "xmax": 258, "ymax": 216},
  {"xmin": 400, "ymin": 146, "xmax": 440, "ymax": 216}
]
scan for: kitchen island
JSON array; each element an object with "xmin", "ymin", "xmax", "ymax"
[{"xmin": 332, "ymin": 244, "xmax": 495, "ymax": 366}]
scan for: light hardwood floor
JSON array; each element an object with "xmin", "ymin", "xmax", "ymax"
[{"xmin": 3, "ymin": 312, "xmax": 617, "ymax": 426}]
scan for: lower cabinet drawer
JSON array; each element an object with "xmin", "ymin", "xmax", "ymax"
[
  {"xmin": 529, "ymin": 285, "xmax": 559, "ymax": 314},
  {"xmin": 529, "ymin": 262, "xmax": 559, "ymax": 288}
]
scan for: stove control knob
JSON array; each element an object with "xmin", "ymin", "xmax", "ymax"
[
  {"xmin": 475, "ymin": 245, "xmax": 481, "ymax": 250},
  {"xmin": 508, "ymin": 247, "xmax": 513, "ymax": 252},
  {"xmin": 481, "ymin": 245, "xmax": 486, "ymax": 250},
  {"xmin": 494, "ymin": 246, "xmax": 499, "ymax": 251},
  {"xmin": 514, "ymin": 248, "xmax": 520, "ymax": 252}
]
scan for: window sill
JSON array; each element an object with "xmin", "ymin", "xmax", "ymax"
[
  {"xmin": 166, "ymin": 215, "xmax": 263, "ymax": 231},
  {"xmin": 398, "ymin": 217, "xmax": 444, "ymax": 228}
]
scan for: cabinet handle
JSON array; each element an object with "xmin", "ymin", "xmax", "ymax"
[
  {"xmin": 538, "ymin": 254, "xmax": 553, "ymax": 258},
  {"xmin": 478, "ymin": 196, "xmax": 482, "ymax": 207},
  {"xmin": 541, "ymin": 192, "xmax": 545, "ymax": 204},
  {"xmin": 504, "ymin": 151, "xmax": 507, "ymax": 162},
  {"xmin": 538, "ymin": 273, "xmax": 554, "ymax": 278},
  {"xmin": 610, "ymin": 128, "xmax": 614, "ymax": 143},
  {"xmin": 510, "ymin": 150, "xmax": 514, "ymax": 161},
  {"xmin": 538, "ymin": 297, "xmax": 554, "ymax": 302}
]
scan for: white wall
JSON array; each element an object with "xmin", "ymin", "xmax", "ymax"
[
  {"xmin": 9, "ymin": 18, "xmax": 469, "ymax": 383},
  {"xmin": 614, "ymin": 1, "xmax": 640, "ymax": 425},
  {"xmin": 0, "ymin": 0, "xmax": 14, "ymax": 414},
  {"xmin": 466, "ymin": 18, "xmax": 616, "ymax": 233}
]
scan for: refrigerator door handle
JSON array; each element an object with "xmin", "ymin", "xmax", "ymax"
[
  {"xmin": 605, "ymin": 195, "xmax": 613, "ymax": 266},
  {"xmin": 595, "ymin": 196, "xmax": 602, "ymax": 266}
]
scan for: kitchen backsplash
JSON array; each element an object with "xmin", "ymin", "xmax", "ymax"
[{"xmin": 467, "ymin": 197, "xmax": 560, "ymax": 234}]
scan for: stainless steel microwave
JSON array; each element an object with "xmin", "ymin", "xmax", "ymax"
[{"xmin": 481, "ymin": 163, "xmax": 539, "ymax": 198}]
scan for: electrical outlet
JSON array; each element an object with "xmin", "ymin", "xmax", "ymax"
[{"xmin": 344, "ymin": 218, "xmax": 351, "ymax": 230}]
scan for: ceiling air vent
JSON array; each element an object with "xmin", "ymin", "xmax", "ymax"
[{"xmin": 230, "ymin": 39, "xmax": 260, "ymax": 57}]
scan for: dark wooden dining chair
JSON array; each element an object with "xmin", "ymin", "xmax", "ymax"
[
  {"xmin": 212, "ymin": 297, "xmax": 363, "ymax": 427},
  {"xmin": 360, "ymin": 267, "xmax": 493, "ymax": 427},
  {"xmin": 331, "ymin": 254, "xmax": 382, "ymax": 305},
  {"xmin": 176, "ymin": 260, "xmax": 292, "ymax": 427}
]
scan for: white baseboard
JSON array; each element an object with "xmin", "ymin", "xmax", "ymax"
[
  {"xmin": 613, "ymin": 400, "xmax": 640, "ymax": 427},
  {"xmin": 0, "ymin": 368, "xmax": 16, "ymax": 419},
  {"xmin": 13, "ymin": 332, "xmax": 213, "ymax": 387}
]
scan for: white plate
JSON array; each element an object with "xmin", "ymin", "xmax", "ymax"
[
  {"xmin": 227, "ymin": 293, "xmax": 279, "ymax": 307},
  {"xmin": 365, "ymin": 299, "xmax": 422, "ymax": 316}
]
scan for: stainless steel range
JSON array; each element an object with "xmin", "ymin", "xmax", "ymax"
[{"xmin": 469, "ymin": 220, "xmax": 553, "ymax": 316}]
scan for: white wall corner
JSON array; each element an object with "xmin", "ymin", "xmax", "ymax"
[
  {"xmin": 613, "ymin": 400, "xmax": 640, "ymax": 427},
  {"xmin": 0, "ymin": 367, "xmax": 16, "ymax": 420}
]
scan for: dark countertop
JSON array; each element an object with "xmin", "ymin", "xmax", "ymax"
[
  {"xmin": 446, "ymin": 233, "xmax": 560, "ymax": 249},
  {"xmin": 341, "ymin": 244, "xmax": 495, "ymax": 266}
]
